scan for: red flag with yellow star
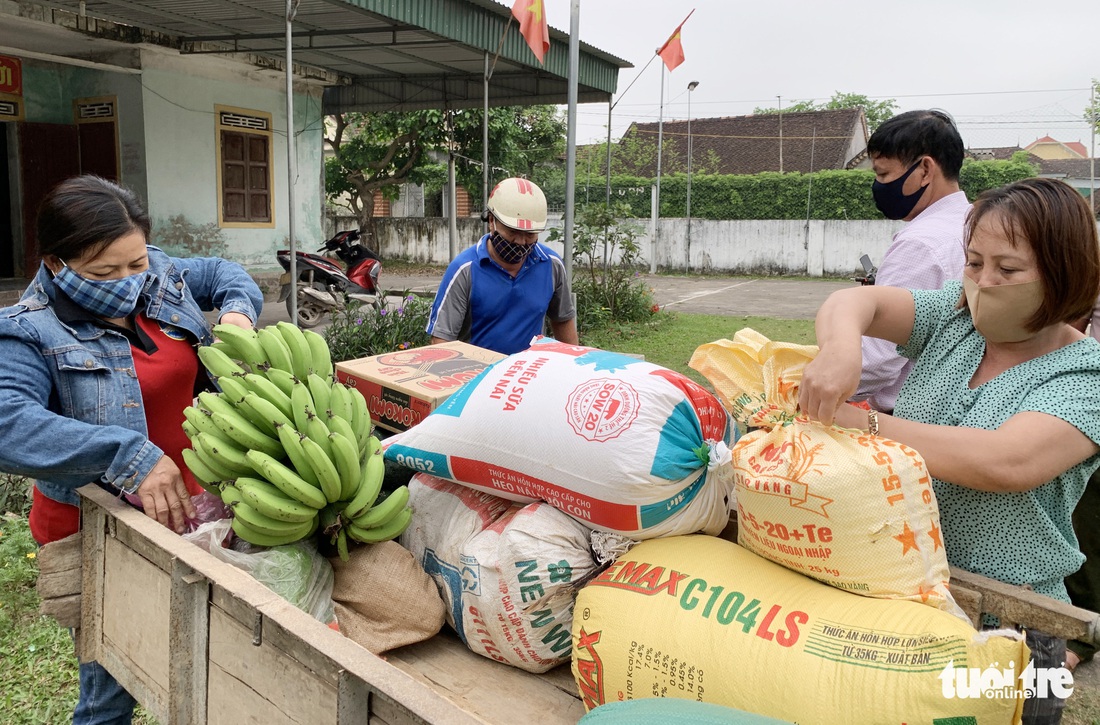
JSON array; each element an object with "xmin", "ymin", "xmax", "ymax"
[
  {"xmin": 657, "ymin": 9, "xmax": 694, "ymax": 72},
  {"xmin": 512, "ymin": 0, "xmax": 550, "ymax": 64}
]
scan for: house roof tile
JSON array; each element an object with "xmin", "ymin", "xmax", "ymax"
[{"xmin": 619, "ymin": 108, "xmax": 868, "ymax": 176}]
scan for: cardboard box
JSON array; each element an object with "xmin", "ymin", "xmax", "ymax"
[{"xmin": 335, "ymin": 341, "xmax": 506, "ymax": 433}]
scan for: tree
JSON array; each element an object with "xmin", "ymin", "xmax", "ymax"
[
  {"xmin": 325, "ymin": 106, "xmax": 567, "ymax": 233},
  {"xmin": 1086, "ymin": 78, "xmax": 1099, "ymax": 134},
  {"xmin": 324, "ymin": 110, "xmax": 447, "ymax": 235},
  {"xmin": 440, "ymin": 105, "xmax": 567, "ymax": 209},
  {"xmin": 754, "ymin": 91, "xmax": 898, "ymax": 133}
]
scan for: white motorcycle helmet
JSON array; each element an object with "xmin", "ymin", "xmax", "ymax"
[{"xmin": 485, "ymin": 177, "xmax": 547, "ymax": 232}]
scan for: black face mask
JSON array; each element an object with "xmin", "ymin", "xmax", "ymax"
[
  {"xmin": 871, "ymin": 160, "xmax": 927, "ymax": 220},
  {"xmin": 491, "ymin": 231, "xmax": 534, "ymax": 265}
]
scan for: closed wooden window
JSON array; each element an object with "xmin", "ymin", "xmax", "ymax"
[{"xmin": 216, "ymin": 106, "xmax": 274, "ymax": 227}]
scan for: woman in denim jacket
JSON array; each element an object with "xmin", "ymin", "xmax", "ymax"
[{"xmin": 0, "ymin": 175, "xmax": 263, "ymax": 724}]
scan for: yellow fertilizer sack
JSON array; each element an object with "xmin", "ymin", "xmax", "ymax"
[
  {"xmin": 690, "ymin": 329, "xmax": 959, "ymax": 614},
  {"xmin": 572, "ymin": 536, "xmax": 1028, "ymax": 724}
]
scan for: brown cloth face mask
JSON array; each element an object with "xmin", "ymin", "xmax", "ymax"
[{"xmin": 962, "ymin": 277, "xmax": 1045, "ymax": 343}]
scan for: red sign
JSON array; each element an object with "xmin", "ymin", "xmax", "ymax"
[{"xmin": 0, "ymin": 55, "xmax": 22, "ymax": 96}]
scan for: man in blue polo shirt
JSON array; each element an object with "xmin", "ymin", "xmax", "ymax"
[{"xmin": 426, "ymin": 177, "xmax": 579, "ymax": 355}]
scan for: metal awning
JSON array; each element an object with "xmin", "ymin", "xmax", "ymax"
[{"xmin": 41, "ymin": 0, "xmax": 631, "ymax": 112}]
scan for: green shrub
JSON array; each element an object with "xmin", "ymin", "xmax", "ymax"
[
  {"xmin": 552, "ymin": 202, "xmax": 657, "ymax": 336},
  {"xmin": 323, "ymin": 290, "xmax": 433, "ymax": 363},
  {"xmin": 0, "ymin": 474, "xmax": 32, "ymax": 517}
]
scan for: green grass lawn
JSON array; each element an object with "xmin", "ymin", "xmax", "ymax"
[{"xmin": 582, "ymin": 311, "xmax": 817, "ymax": 387}]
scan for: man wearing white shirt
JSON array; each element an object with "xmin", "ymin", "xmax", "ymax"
[{"xmin": 855, "ymin": 110, "xmax": 971, "ymax": 412}]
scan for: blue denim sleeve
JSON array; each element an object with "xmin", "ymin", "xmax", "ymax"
[
  {"xmin": 0, "ymin": 317, "xmax": 163, "ymax": 494},
  {"xmin": 171, "ymin": 254, "xmax": 263, "ymax": 323}
]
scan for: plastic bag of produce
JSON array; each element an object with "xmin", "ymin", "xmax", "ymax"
[
  {"xmin": 385, "ymin": 339, "xmax": 737, "ymax": 539},
  {"xmin": 400, "ymin": 472, "xmax": 599, "ymax": 672},
  {"xmin": 690, "ymin": 329, "xmax": 958, "ymax": 613},
  {"xmin": 185, "ymin": 518, "xmax": 335, "ymax": 623}
]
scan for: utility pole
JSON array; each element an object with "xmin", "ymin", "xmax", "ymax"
[
  {"xmin": 777, "ymin": 95, "xmax": 783, "ymax": 173},
  {"xmin": 686, "ymin": 80, "xmax": 699, "ymax": 272}
]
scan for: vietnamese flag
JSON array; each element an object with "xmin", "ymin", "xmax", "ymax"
[
  {"xmin": 512, "ymin": 0, "xmax": 550, "ymax": 64},
  {"xmin": 657, "ymin": 9, "xmax": 695, "ymax": 72}
]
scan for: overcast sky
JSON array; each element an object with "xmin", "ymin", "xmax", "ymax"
[{"xmin": 540, "ymin": 0, "xmax": 1097, "ymax": 152}]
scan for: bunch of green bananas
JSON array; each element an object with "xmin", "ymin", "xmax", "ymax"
[{"xmin": 181, "ymin": 321, "xmax": 413, "ymax": 555}]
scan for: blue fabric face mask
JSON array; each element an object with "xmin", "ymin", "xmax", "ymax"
[
  {"xmin": 53, "ymin": 262, "xmax": 147, "ymax": 319},
  {"xmin": 871, "ymin": 159, "xmax": 927, "ymax": 220}
]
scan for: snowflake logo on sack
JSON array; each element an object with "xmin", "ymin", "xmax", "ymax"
[
  {"xmin": 565, "ymin": 378, "xmax": 640, "ymax": 442},
  {"xmin": 939, "ymin": 660, "xmax": 1073, "ymax": 700}
]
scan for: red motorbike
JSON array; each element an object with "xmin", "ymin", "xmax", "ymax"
[{"xmin": 276, "ymin": 229, "xmax": 381, "ymax": 328}]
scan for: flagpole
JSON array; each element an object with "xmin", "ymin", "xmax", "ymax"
[
  {"xmin": 564, "ymin": 0, "xmax": 580, "ymax": 283},
  {"xmin": 605, "ymin": 54, "xmax": 661, "ymax": 209},
  {"xmin": 653, "ymin": 61, "xmax": 665, "ymax": 274}
]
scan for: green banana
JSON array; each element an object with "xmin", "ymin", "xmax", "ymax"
[
  {"xmin": 194, "ymin": 431, "xmax": 254, "ymax": 476},
  {"xmin": 213, "ymin": 324, "xmax": 267, "ymax": 371},
  {"xmin": 210, "ymin": 341, "xmax": 239, "ymax": 359},
  {"xmin": 182, "ymin": 420, "xmax": 199, "ymax": 439},
  {"xmin": 302, "ymin": 328, "xmax": 333, "ymax": 380},
  {"xmin": 359, "ymin": 432, "xmax": 381, "ymax": 467},
  {"xmin": 275, "ymin": 321, "xmax": 313, "ymax": 381},
  {"xmin": 327, "ymin": 430, "xmax": 362, "ymax": 501},
  {"xmin": 181, "ymin": 447, "xmax": 224, "ymax": 490},
  {"xmin": 352, "ymin": 484, "xmax": 410, "ymax": 528},
  {"xmin": 220, "ymin": 482, "xmax": 245, "ymax": 508},
  {"xmin": 240, "ymin": 392, "xmax": 294, "ymax": 436},
  {"xmin": 231, "ymin": 496, "xmax": 316, "ymax": 537},
  {"xmin": 306, "ymin": 373, "xmax": 332, "ymax": 417},
  {"xmin": 265, "ymin": 367, "xmax": 298, "ymax": 398},
  {"xmin": 197, "ymin": 345, "xmax": 248, "ymax": 379},
  {"xmin": 347, "ymin": 506, "xmax": 412, "ymax": 544},
  {"xmin": 241, "ymin": 373, "xmax": 295, "ymax": 420},
  {"xmin": 197, "ymin": 390, "xmax": 238, "ymax": 419},
  {"xmin": 290, "ymin": 380, "xmax": 315, "ymax": 433},
  {"xmin": 336, "ymin": 528, "xmax": 350, "ymax": 561},
  {"xmin": 215, "ymin": 374, "xmax": 250, "ymax": 405},
  {"xmin": 299, "ymin": 434, "xmax": 342, "ymax": 504},
  {"xmin": 231, "ymin": 515, "xmax": 316, "ymax": 547},
  {"xmin": 257, "ymin": 326, "xmax": 295, "ymax": 375},
  {"xmin": 183, "ymin": 405, "xmax": 223, "ymax": 439},
  {"xmin": 245, "ymin": 450, "xmax": 327, "ymax": 509},
  {"xmin": 342, "ymin": 450, "xmax": 385, "ymax": 520},
  {"xmin": 327, "ymin": 380, "xmax": 353, "ymax": 424},
  {"xmin": 274, "ymin": 423, "xmax": 322, "ymax": 488},
  {"xmin": 210, "ymin": 410, "xmax": 283, "ymax": 458},
  {"xmin": 347, "ymin": 385, "xmax": 372, "ymax": 451},
  {"xmin": 236, "ymin": 477, "xmax": 319, "ymax": 523},
  {"xmin": 325, "ymin": 412, "xmax": 359, "ymax": 457},
  {"xmin": 191, "ymin": 437, "xmax": 240, "ymax": 482},
  {"xmin": 303, "ymin": 410, "xmax": 334, "ymax": 459}
]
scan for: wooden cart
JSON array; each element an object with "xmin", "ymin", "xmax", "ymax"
[{"xmin": 37, "ymin": 485, "xmax": 1099, "ymax": 725}]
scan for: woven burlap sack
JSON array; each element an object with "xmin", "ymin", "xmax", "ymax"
[{"xmin": 328, "ymin": 541, "xmax": 446, "ymax": 654}]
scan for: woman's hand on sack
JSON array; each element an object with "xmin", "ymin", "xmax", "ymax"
[
  {"xmin": 217, "ymin": 311, "xmax": 254, "ymax": 330},
  {"xmin": 797, "ymin": 346, "xmax": 862, "ymax": 426},
  {"xmin": 137, "ymin": 455, "xmax": 196, "ymax": 534}
]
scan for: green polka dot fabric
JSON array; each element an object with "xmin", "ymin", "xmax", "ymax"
[{"xmin": 894, "ymin": 280, "xmax": 1100, "ymax": 601}]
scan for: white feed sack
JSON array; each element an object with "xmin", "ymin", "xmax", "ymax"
[
  {"xmin": 385, "ymin": 340, "xmax": 738, "ymax": 539},
  {"xmin": 400, "ymin": 473, "xmax": 599, "ymax": 672}
]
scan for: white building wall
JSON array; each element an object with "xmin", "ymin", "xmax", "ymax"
[
  {"xmin": 138, "ymin": 48, "xmax": 325, "ymax": 269},
  {"xmin": 359, "ymin": 215, "xmax": 911, "ymax": 277}
]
